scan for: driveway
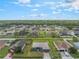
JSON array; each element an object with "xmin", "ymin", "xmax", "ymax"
[
  {"xmin": 60, "ymin": 52, "xmax": 74, "ymax": 59},
  {"xmin": 43, "ymin": 53, "xmax": 51, "ymax": 59}
]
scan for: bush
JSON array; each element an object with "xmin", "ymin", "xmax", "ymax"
[{"xmin": 69, "ymin": 47, "xmax": 77, "ymax": 54}]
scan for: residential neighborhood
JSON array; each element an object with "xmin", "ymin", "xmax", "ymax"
[{"xmin": 0, "ymin": 20, "xmax": 79, "ymax": 59}]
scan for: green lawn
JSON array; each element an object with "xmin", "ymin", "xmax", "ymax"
[{"xmin": 0, "ymin": 47, "xmax": 8, "ymax": 58}]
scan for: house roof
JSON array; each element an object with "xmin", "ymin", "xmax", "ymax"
[
  {"xmin": 74, "ymin": 31, "xmax": 79, "ymax": 35},
  {"xmin": 59, "ymin": 30, "xmax": 71, "ymax": 36},
  {"xmin": 10, "ymin": 39, "xmax": 25, "ymax": 49},
  {"xmin": 73, "ymin": 27, "xmax": 79, "ymax": 31},
  {"xmin": 74, "ymin": 42, "xmax": 79, "ymax": 49},
  {"xmin": 55, "ymin": 41, "xmax": 70, "ymax": 50},
  {"xmin": 32, "ymin": 42, "xmax": 50, "ymax": 49}
]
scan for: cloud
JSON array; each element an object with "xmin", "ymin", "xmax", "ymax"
[
  {"xmin": 64, "ymin": 8, "xmax": 74, "ymax": 11},
  {"xmin": 71, "ymin": 0, "xmax": 79, "ymax": 10},
  {"xmin": 43, "ymin": 1, "xmax": 70, "ymax": 10},
  {"xmin": 12, "ymin": 0, "xmax": 31, "ymax": 6},
  {"xmin": 30, "ymin": 14, "xmax": 37, "ymax": 17},
  {"xmin": 34, "ymin": 4, "xmax": 41, "ymax": 7},
  {"xmin": 52, "ymin": 11, "xmax": 61, "ymax": 15},
  {"xmin": 26, "ymin": 4, "xmax": 32, "ymax": 7},
  {"xmin": 44, "ymin": 1, "xmax": 79, "ymax": 12},
  {"xmin": 32, "ymin": 9, "xmax": 38, "ymax": 11},
  {"xmin": 39, "ymin": 13, "xmax": 48, "ymax": 17},
  {"xmin": 30, "ymin": 13, "xmax": 48, "ymax": 18},
  {"xmin": 64, "ymin": 0, "xmax": 79, "ymax": 10},
  {"xmin": 18, "ymin": 0, "xmax": 31, "ymax": 4}
]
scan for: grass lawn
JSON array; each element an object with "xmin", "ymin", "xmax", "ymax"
[
  {"xmin": 0, "ymin": 47, "xmax": 8, "ymax": 58},
  {"xmin": 49, "ymin": 40, "xmax": 61, "ymax": 59}
]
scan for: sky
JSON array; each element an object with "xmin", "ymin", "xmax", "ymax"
[{"xmin": 0, "ymin": 0, "xmax": 79, "ymax": 20}]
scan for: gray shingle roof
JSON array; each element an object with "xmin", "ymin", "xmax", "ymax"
[{"xmin": 74, "ymin": 42, "xmax": 79, "ymax": 49}]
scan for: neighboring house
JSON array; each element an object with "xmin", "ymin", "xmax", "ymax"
[
  {"xmin": 73, "ymin": 27, "xmax": 79, "ymax": 36},
  {"xmin": 32, "ymin": 42, "xmax": 50, "ymax": 52},
  {"xmin": 5, "ymin": 40, "xmax": 15, "ymax": 46},
  {"xmin": 0, "ymin": 29, "xmax": 15, "ymax": 36},
  {"xmin": 6, "ymin": 30, "xmax": 15, "ymax": 35},
  {"xmin": 0, "ymin": 31, "xmax": 7, "ymax": 35},
  {"xmin": 9, "ymin": 39, "xmax": 26, "ymax": 53},
  {"xmin": 59, "ymin": 30, "xmax": 72, "ymax": 37},
  {"xmin": 54, "ymin": 41, "xmax": 70, "ymax": 52},
  {"xmin": 39, "ymin": 27, "xmax": 52, "ymax": 31},
  {"xmin": 74, "ymin": 42, "xmax": 79, "ymax": 52}
]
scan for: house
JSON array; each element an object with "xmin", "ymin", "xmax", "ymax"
[
  {"xmin": 74, "ymin": 42, "xmax": 79, "ymax": 52},
  {"xmin": 73, "ymin": 27, "xmax": 79, "ymax": 36},
  {"xmin": 9, "ymin": 39, "xmax": 26, "ymax": 53},
  {"xmin": 59, "ymin": 30, "xmax": 72, "ymax": 37},
  {"xmin": 54, "ymin": 41, "xmax": 70, "ymax": 52},
  {"xmin": 0, "ymin": 31, "xmax": 7, "ymax": 35},
  {"xmin": 32, "ymin": 42, "xmax": 50, "ymax": 52}
]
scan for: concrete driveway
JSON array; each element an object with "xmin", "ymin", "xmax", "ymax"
[
  {"xmin": 60, "ymin": 52, "xmax": 74, "ymax": 59},
  {"xmin": 43, "ymin": 53, "xmax": 51, "ymax": 59}
]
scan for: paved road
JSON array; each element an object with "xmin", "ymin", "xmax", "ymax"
[{"xmin": 60, "ymin": 52, "xmax": 74, "ymax": 59}]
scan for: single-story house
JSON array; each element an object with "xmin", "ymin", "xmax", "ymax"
[
  {"xmin": 9, "ymin": 39, "xmax": 26, "ymax": 53},
  {"xmin": 73, "ymin": 27, "xmax": 79, "ymax": 36},
  {"xmin": 74, "ymin": 42, "xmax": 79, "ymax": 52},
  {"xmin": 32, "ymin": 42, "xmax": 50, "ymax": 52},
  {"xmin": 59, "ymin": 30, "xmax": 72, "ymax": 37},
  {"xmin": 54, "ymin": 41, "xmax": 70, "ymax": 52}
]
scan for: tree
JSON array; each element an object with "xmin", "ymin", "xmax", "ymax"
[
  {"xmin": 73, "ymin": 37, "xmax": 78, "ymax": 42},
  {"xmin": 69, "ymin": 47, "xmax": 77, "ymax": 54}
]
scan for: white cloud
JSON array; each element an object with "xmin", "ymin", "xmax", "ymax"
[
  {"xmin": 32, "ymin": 9, "xmax": 38, "ymax": 11},
  {"xmin": 30, "ymin": 13, "xmax": 48, "ymax": 18},
  {"xmin": 12, "ymin": 0, "xmax": 31, "ymax": 6},
  {"xmin": 34, "ymin": 4, "xmax": 41, "ymax": 7},
  {"xmin": 64, "ymin": 8, "xmax": 73, "ymax": 11},
  {"xmin": 43, "ymin": 1, "xmax": 71, "ymax": 10},
  {"xmin": 26, "ymin": 4, "xmax": 41, "ymax": 7},
  {"xmin": 39, "ymin": 13, "xmax": 48, "ymax": 17},
  {"xmin": 52, "ymin": 11, "xmax": 60, "ymax": 14},
  {"xmin": 18, "ymin": 0, "xmax": 31, "ymax": 4},
  {"xmin": 71, "ymin": 0, "xmax": 79, "ymax": 10},
  {"xmin": 12, "ymin": 2, "xmax": 19, "ymax": 4},
  {"xmin": 30, "ymin": 14, "xmax": 37, "ymax": 17},
  {"xmin": 44, "ymin": 2, "xmax": 55, "ymax": 5},
  {"xmin": 26, "ymin": 4, "xmax": 32, "ymax": 7}
]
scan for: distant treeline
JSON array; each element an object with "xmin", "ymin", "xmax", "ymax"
[{"xmin": 0, "ymin": 20, "xmax": 79, "ymax": 29}]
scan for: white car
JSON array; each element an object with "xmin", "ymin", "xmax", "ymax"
[{"xmin": 64, "ymin": 52, "xmax": 70, "ymax": 57}]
